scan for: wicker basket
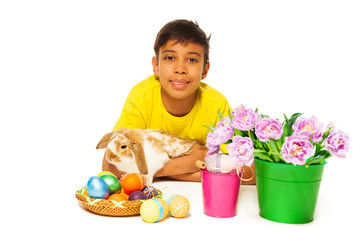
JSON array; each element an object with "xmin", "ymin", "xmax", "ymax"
[{"xmin": 75, "ymin": 187, "xmax": 162, "ymax": 216}]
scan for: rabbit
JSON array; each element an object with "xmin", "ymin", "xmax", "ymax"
[{"xmin": 96, "ymin": 128, "xmax": 199, "ymax": 184}]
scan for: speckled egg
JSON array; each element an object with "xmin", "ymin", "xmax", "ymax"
[
  {"xmin": 167, "ymin": 195, "xmax": 190, "ymax": 218},
  {"xmin": 140, "ymin": 198, "xmax": 169, "ymax": 223}
]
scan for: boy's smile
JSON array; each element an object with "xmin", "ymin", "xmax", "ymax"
[{"xmin": 152, "ymin": 39, "xmax": 210, "ymax": 116}]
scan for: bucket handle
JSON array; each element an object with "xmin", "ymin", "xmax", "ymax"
[
  {"xmin": 195, "ymin": 160, "xmax": 206, "ymax": 169},
  {"xmin": 236, "ymin": 165, "xmax": 254, "ymax": 182}
]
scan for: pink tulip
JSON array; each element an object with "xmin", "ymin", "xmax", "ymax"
[
  {"xmin": 206, "ymin": 117, "xmax": 234, "ymax": 154},
  {"xmin": 281, "ymin": 134, "xmax": 314, "ymax": 165},
  {"xmin": 325, "ymin": 129, "xmax": 350, "ymax": 158},
  {"xmin": 232, "ymin": 107, "xmax": 261, "ymax": 131},
  {"xmin": 292, "ymin": 116, "xmax": 323, "ymax": 142},
  {"xmin": 226, "ymin": 136, "xmax": 254, "ymax": 166},
  {"xmin": 255, "ymin": 118, "xmax": 283, "ymax": 142}
]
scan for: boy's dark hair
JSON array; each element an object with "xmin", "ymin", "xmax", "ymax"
[{"xmin": 154, "ymin": 19, "xmax": 211, "ymax": 66}]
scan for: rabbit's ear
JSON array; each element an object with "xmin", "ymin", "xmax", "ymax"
[
  {"xmin": 132, "ymin": 141, "xmax": 148, "ymax": 175},
  {"xmin": 96, "ymin": 129, "xmax": 127, "ymax": 149},
  {"xmin": 96, "ymin": 132, "xmax": 115, "ymax": 149}
]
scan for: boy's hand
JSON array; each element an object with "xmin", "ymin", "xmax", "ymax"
[
  {"xmin": 102, "ymin": 143, "xmax": 255, "ymax": 184},
  {"xmin": 154, "ymin": 144, "xmax": 207, "ymax": 179}
]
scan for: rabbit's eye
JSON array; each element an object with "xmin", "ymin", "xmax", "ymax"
[{"xmin": 121, "ymin": 145, "xmax": 127, "ymax": 149}]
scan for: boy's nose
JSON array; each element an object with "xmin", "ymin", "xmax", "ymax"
[{"xmin": 174, "ymin": 62, "xmax": 187, "ymax": 75}]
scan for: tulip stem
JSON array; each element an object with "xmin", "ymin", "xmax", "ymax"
[{"xmin": 268, "ymin": 140, "xmax": 283, "ymax": 163}]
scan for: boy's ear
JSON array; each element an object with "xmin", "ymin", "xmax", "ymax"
[
  {"xmin": 201, "ymin": 62, "xmax": 210, "ymax": 80},
  {"xmin": 152, "ymin": 56, "xmax": 159, "ymax": 77}
]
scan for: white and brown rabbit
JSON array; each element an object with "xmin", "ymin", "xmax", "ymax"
[{"xmin": 96, "ymin": 128, "xmax": 198, "ymax": 184}]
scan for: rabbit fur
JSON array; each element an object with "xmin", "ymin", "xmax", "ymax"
[{"xmin": 96, "ymin": 128, "xmax": 198, "ymax": 184}]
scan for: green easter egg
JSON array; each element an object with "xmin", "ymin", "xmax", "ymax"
[{"xmin": 100, "ymin": 174, "xmax": 122, "ymax": 194}]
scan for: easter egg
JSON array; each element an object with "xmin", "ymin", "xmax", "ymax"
[
  {"xmin": 128, "ymin": 191, "xmax": 148, "ymax": 201},
  {"xmin": 119, "ymin": 191, "xmax": 129, "ymax": 200},
  {"xmin": 97, "ymin": 171, "xmax": 116, "ymax": 177},
  {"xmin": 100, "ymin": 174, "xmax": 122, "ymax": 194},
  {"xmin": 120, "ymin": 173, "xmax": 146, "ymax": 194},
  {"xmin": 140, "ymin": 198, "xmax": 169, "ymax": 223},
  {"xmin": 142, "ymin": 186, "xmax": 160, "ymax": 199},
  {"xmin": 83, "ymin": 188, "xmax": 89, "ymax": 197},
  {"xmin": 108, "ymin": 193, "xmax": 128, "ymax": 202},
  {"xmin": 87, "ymin": 176, "xmax": 109, "ymax": 199},
  {"xmin": 167, "ymin": 195, "xmax": 190, "ymax": 218}
]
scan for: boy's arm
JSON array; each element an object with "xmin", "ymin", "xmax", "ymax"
[
  {"xmin": 155, "ymin": 150, "xmax": 256, "ymax": 184},
  {"xmin": 102, "ymin": 143, "xmax": 256, "ymax": 184}
]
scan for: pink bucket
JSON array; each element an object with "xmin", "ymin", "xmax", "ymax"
[{"xmin": 201, "ymin": 168, "xmax": 242, "ymax": 218}]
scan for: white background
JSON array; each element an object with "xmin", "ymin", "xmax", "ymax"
[{"xmin": 1, "ymin": 0, "xmax": 359, "ymax": 239}]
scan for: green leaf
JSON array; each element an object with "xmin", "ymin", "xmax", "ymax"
[
  {"xmin": 316, "ymin": 150, "xmax": 332, "ymax": 159},
  {"xmin": 283, "ymin": 124, "xmax": 292, "ymax": 136},
  {"xmin": 262, "ymin": 141, "xmax": 270, "ymax": 152},
  {"xmin": 268, "ymin": 140, "xmax": 283, "ymax": 162},
  {"xmin": 253, "ymin": 139, "xmax": 265, "ymax": 151},
  {"xmin": 323, "ymin": 126, "xmax": 333, "ymax": 139},
  {"xmin": 306, "ymin": 157, "xmax": 326, "ymax": 165},
  {"xmin": 288, "ymin": 113, "xmax": 303, "ymax": 126},
  {"xmin": 281, "ymin": 122, "xmax": 292, "ymax": 144},
  {"xmin": 281, "ymin": 113, "xmax": 303, "ymax": 144},
  {"xmin": 248, "ymin": 130, "xmax": 257, "ymax": 141},
  {"xmin": 234, "ymin": 129, "xmax": 245, "ymax": 137},
  {"xmin": 313, "ymin": 142, "xmax": 322, "ymax": 156},
  {"xmin": 254, "ymin": 151, "xmax": 274, "ymax": 162},
  {"xmin": 203, "ymin": 124, "xmax": 215, "ymax": 131},
  {"xmin": 320, "ymin": 126, "xmax": 334, "ymax": 144},
  {"xmin": 309, "ymin": 133, "xmax": 314, "ymax": 144},
  {"xmin": 228, "ymin": 108, "xmax": 234, "ymax": 120},
  {"xmin": 306, "ymin": 150, "xmax": 332, "ymax": 165},
  {"xmin": 283, "ymin": 113, "xmax": 290, "ymax": 126},
  {"xmin": 217, "ymin": 109, "xmax": 224, "ymax": 121}
]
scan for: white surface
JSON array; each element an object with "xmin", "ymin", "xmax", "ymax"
[{"xmin": 1, "ymin": 1, "xmax": 359, "ymax": 239}]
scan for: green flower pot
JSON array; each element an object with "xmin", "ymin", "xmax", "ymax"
[{"xmin": 254, "ymin": 158, "xmax": 326, "ymax": 224}]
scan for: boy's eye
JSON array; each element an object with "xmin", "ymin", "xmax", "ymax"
[
  {"xmin": 164, "ymin": 56, "xmax": 174, "ymax": 60},
  {"xmin": 188, "ymin": 58, "xmax": 198, "ymax": 63}
]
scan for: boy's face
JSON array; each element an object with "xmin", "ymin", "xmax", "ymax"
[{"xmin": 152, "ymin": 39, "xmax": 210, "ymax": 103}]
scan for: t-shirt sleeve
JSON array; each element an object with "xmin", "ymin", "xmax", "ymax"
[{"xmin": 112, "ymin": 94, "xmax": 146, "ymax": 131}]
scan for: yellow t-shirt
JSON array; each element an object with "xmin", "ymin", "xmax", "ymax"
[{"xmin": 113, "ymin": 75, "xmax": 232, "ymax": 144}]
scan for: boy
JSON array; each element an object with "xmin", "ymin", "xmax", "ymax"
[{"xmin": 102, "ymin": 19, "xmax": 255, "ymax": 183}]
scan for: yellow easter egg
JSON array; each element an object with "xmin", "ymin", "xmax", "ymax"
[
  {"xmin": 167, "ymin": 195, "xmax": 190, "ymax": 218},
  {"xmin": 97, "ymin": 171, "xmax": 116, "ymax": 177},
  {"xmin": 140, "ymin": 199, "xmax": 169, "ymax": 223}
]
